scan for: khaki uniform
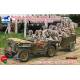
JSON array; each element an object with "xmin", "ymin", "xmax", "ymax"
[
  {"xmin": 33, "ymin": 30, "xmax": 39, "ymax": 41},
  {"xmin": 38, "ymin": 30, "xmax": 45, "ymax": 40},
  {"xmin": 33, "ymin": 34, "xmax": 39, "ymax": 41},
  {"xmin": 42, "ymin": 29, "xmax": 49, "ymax": 38},
  {"xmin": 27, "ymin": 30, "xmax": 34, "ymax": 41},
  {"xmin": 61, "ymin": 30, "xmax": 69, "ymax": 38},
  {"xmin": 69, "ymin": 22, "xmax": 75, "ymax": 34},
  {"xmin": 48, "ymin": 29, "xmax": 59, "ymax": 41}
]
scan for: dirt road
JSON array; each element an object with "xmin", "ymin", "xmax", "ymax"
[{"xmin": 1, "ymin": 37, "xmax": 80, "ymax": 65}]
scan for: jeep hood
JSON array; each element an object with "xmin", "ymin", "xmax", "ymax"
[{"xmin": 7, "ymin": 38, "xmax": 32, "ymax": 44}]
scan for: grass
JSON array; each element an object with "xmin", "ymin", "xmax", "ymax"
[
  {"xmin": 0, "ymin": 27, "xmax": 80, "ymax": 48},
  {"xmin": 75, "ymin": 27, "xmax": 80, "ymax": 36},
  {"xmin": 0, "ymin": 32, "xmax": 24, "ymax": 48}
]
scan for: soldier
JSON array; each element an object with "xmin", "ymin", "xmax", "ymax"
[
  {"xmin": 27, "ymin": 30, "xmax": 34, "ymax": 41},
  {"xmin": 45, "ymin": 26, "xmax": 59, "ymax": 41},
  {"xmin": 42, "ymin": 29, "xmax": 53, "ymax": 41},
  {"xmin": 38, "ymin": 30, "xmax": 45, "ymax": 40},
  {"xmin": 60, "ymin": 18, "xmax": 71, "ymax": 37},
  {"xmin": 56, "ymin": 23, "xmax": 61, "ymax": 28},
  {"xmin": 49, "ymin": 25, "xmax": 53, "ymax": 29},
  {"xmin": 42, "ymin": 29, "xmax": 50, "ymax": 39},
  {"xmin": 56, "ymin": 27, "xmax": 63, "ymax": 42},
  {"xmin": 61, "ymin": 28, "xmax": 69, "ymax": 38},
  {"xmin": 33, "ymin": 30, "xmax": 47, "ymax": 48},
  {"xmin": 28, "ymin": 30, "xmax": 33, "ymax": 36},
  {"xmin": 33, "ymin": 30, "xmax": 39, "ymax": 41},
  {"xmin": 69, "ymin": 22, "xmax": 75, "ymax": 34},
  {"xmin": 49, "ymin": 29, "xmax": 59, "ymax": 41}
]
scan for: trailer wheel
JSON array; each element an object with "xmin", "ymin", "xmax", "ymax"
[
  {"xmin": 47, "ymin": 46, "xmax": 56, "ymax": 57},
  {"xmin": 18, "ymin": 50, "xmax": 29, "ymax": 62},
  {"xmin": 68, "ymin": 42, "xmax": 75, "ymax": 52}
]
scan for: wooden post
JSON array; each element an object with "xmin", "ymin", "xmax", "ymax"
[
  {"xmin": 44, "ymin": 19, "xmax": 48, "ymax": 29},
  {"xmin": 15, "ymin": 20, "xmax": 18, "ymax": 33},
  {"xmin": 8, "ymin": 22, "xmax": 11, "ymax": 33},
  {"xmin": 24, "ymin": 19, "xmax": 27, "ymax": 38}
]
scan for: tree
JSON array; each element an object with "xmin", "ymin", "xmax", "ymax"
[{"xmin": 69, "ymin": 14, "xmax": 80, "ymax": 26}]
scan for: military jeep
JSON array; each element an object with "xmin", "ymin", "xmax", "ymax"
[
  {"xmin": 5, "ymin": 33, "xmax": 76, "ymax": 62},
  {"xmin": 5, "ymin": 38, "xmax": 58, "ymax": 62}
]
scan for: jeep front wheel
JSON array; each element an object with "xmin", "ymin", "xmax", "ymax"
[{"xmin": 18, "ymin": 50, "xmax": 29, "ymax": 62}]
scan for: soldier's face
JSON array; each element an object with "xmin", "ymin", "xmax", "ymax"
[{"xmin": 29, "ymin": 32, "xmax": 31, "ymax": 35}]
